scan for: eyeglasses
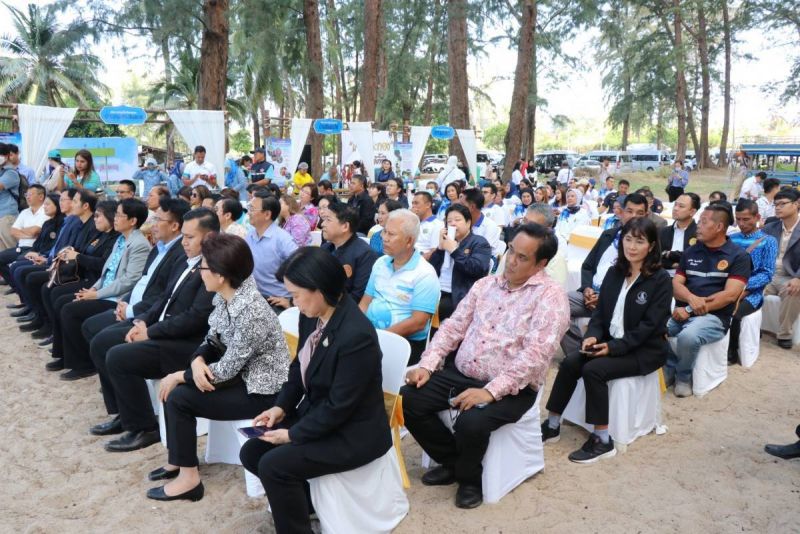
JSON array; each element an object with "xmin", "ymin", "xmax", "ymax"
[
  {"xmin": 113, "ymin": 212, "xmax": 128, "ymax": 219},
  {"xmin": 775, "ymin": 201, "xmax": 794, "ymax": 208},
  {"xmin": 191, "ymin": 193, "xmax": 199, "ymax": 198}
]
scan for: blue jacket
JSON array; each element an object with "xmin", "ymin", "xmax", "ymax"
[{"xmin": 428, "ymin": 232, "xmax": 492, "ymax": 308}]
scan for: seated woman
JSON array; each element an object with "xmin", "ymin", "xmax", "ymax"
[
  {"xmin": 541, "ymin": 217, "xmax": 671, "ymax": 463},
  {"xmin": 299, "ymin": 183, "xmax": 320, "ymax": 230},
  {"xmin": 512, "ymin": 188, "xmax": 535, "ymax": 223},
  {"xmin": 428, "ymin": 204, "xmax": 492, "ymax": 322},
  {"xmin": 190, "ymin": 185, "xmax": 212, "ymax": 208},
  {"xmin": 436, "ymin": 182, "xmax": 461, "ymax": 220},
  {"xmin": 280, "ymin": 194, "xmax": 312, "ymax": 247},
  {"xmin": 554, "ymin": 188, "xmax": 591, "ymax": 242},
  {"xmin": 147, "ymin": 233, "xmax": 290, "ymax": 502},
  {"xmin": 215, "ymin": 198, "xmax": 248, "ymax": 238},
  {"xmin": 369, "ymin": 199, "xmax": 404, "ymax": 255},
  {"xmin": 240, "ymin": 246, "xmax": 392, "ymax": 533}
]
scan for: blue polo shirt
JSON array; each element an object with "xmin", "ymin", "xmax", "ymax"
[
  {"xmin": 676, "ymin": 238, "xmax": 751, "ymax": 325},
  {"xmin": 246, "ymin": 223, "xmax": 298, "ymax": 298},
  {"xmin": 364, "ymin": 250, "xmax": 440, "ymax": 341}
]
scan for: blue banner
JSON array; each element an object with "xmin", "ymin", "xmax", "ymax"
[
  {"xmin": 431, "ymin": 125, "xmax": 455, "ymax": 140},
  {"xmin": 314, "ymin": 118, "xmax": 344, "ymax": 135},
  {"xmin": 99, "ymin": 106, "xmax": 148, "ymax": 126},
  {"xmin": 57, "ymin": 137, "xmax": 139, "ymax": 183}
]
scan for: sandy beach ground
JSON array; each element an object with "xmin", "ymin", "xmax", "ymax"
[{"xmin": 2, "ymin": 290, "xmax": 799, "ymax": 534}]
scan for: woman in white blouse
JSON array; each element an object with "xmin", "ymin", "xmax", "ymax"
[{"xmin": 554, "ymin": 189, "xmax": 591, "ymax": 242}]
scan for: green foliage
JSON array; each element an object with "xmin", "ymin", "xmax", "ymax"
[
  {"xmin": 229, "ymin": 129, "xmax": 252, "ymax": 154},
  {"xmin": 482, "ymin": 122, "xmax": 508, "ymax": 150}
]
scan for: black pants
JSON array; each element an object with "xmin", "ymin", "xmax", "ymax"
[
  {"xmin": 14, "ymin": 263, "xmax": 45, "ymax": 304},
  {"xmin": 545, "ymin": 351, "xmax": 641, "ymax": 426},
  {"xmin": 24, "ymin": 270, "xmax": 53, "ymax": 317},
  {"xmin": 59, "ymin": 298, "xmax": 116, "ymax": 370},
  {"xmin": 409, "ymin": 339, "xmax": 427, "ymax": 366},
  {"xmin": 240, "ymin": 434, "xmax": 364, "ymax": 534},
  {"xmin": 166, "ymin": 382, "xmax": 275, "ymax": 467},
  {"xmin": 438, "ymin": 292, "xmax": 455, "ymax": 323},
  {"xmin": 401, "ymin": 364, "xmax": 537, "ymax": 485},
  {"xmin": 49, "ymin": 281, "xmax": 93, "ymax": 356},
  {"xmin": 88, "ymin": 318, "xmax": 133, "ymax": 416},
  {"xmin": 0, "ymin": 247, "xmax": 26, "ymax": 283},
  {"xmin": 728, "ymin": 300, "xmax": 757, "ymax": 363},
  {"xmin": 667, "ymin": 185, "xmax": 684, "ymax": 202}
]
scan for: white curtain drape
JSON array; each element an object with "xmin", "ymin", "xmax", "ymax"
[
  {"xmin": 17, "ymin": 104, "xmax": 78, "ymax": 179},
  {"xmin": 409, "ymin": 126, "xmax": 432, "ymax": 172},
  {"xmin": 456, "ymin": 129, "xmax": 477, "ymax": 181},
  {"xmin": 347, "ymin": 122, "xmax": 374, "ymax": 177},
  {"xmin": 167, "ymin": 110, "xmax": 225, "ymax": 180},
  {"xmin": 288, "ymin": 118, "xmax": 313, "ymax": 176}
]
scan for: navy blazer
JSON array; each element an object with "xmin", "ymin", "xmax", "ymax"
[
  {"xmin": 764, "ymin": 219, "xmax": 800, "ymax": 278},
  {"xmin": 428, "ymin": 232, "xmax": 492, "ymax": 308},
  {"xmin": 659, "ymin": 220, "xmax": 697, "ymax": 270}
]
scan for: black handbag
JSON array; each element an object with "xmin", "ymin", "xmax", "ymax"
[{"xmin": 46, "ymin": 257, "xmax": 79, "ymax": 288}]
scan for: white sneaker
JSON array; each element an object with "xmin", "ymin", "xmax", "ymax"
[{"xmin": 674, "ymin": 382, "xmax": 693, "ymax": 398}]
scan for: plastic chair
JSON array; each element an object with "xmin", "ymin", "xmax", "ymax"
[
  {"xmin": 761, "ymin": 295, "xmax": 800, "ymax": 346},
  {"xmin": 422, "ymin": 387, "xmax": 545, "ymax": 504},
  {"xmin": 203, "ymin": 419, "xmax": 265, "ymax": 497},
  {"xmin": 560, "ymin": 371, "xmax": 664, "ymax": 450},
  {"xmin": 566, "ymin": 225, "xmax": 603, "ymax": 267},
  {"xmin": 739, "ymin": 309, "xmax": 762, "ymax": 368},
  {"xmin": 153, "ymin": 378, "xmax": 209, "ymax": 447},
  {"xmin": 668, "ymin": 332, "xmax": 730, "ymax": 397}
]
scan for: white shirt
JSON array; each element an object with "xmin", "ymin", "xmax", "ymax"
[
  {"xmin": 546, "ymin": 235, "xmax": 568, "ymax": 288},
  {"xmin": 472, "ymin": 214, "xmax": 504, "ymax": 256},
  {"xmin": 557, "ymin": 168, "xmax": 573, "ymax": 185},
  {"xmin": 415, "ymin": 216, "xmax": 444, "ymax": 253},
  {"xmin": 511, "ymin": 169, "xmax": 523, "ymax": 186},
  {"xmin": 739, "ymin": 177, "xmax": 761, "ymax": 200},
  {"xmin": 12, "ymin": 204, "xmax": 49, "ymax": 247},
  {"xmin": 482, "ymin": 204, "xmax": 509, "ymax": 227},
  {"xmin": 592, "ymin": 236, "xmax": 619, "ymax": 291},
  {"xmin": 439, "ymin": 253, "xmax": 454, "ymax": 293},
  {"xmin": 556, "ymin": 208, "xmax": 591, "ymax": 243},
  {"xmin": 756, "ymin": 196, "xmax": 774, "ymax": 220},
  {"xmin": 183, "ymin": 160, "xmax": 218, "ymax": 188},
  {"xmin": 159, "ymin": 256, "xmax": 202, "ymax": 321},
  {"xmin": 609, "ymin": 274, "xmax": 639, "ymax": 339}
]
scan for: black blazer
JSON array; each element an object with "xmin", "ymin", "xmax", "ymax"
[
  {"xmin": 129, "ymin": 241, "xmax": 187, "ymax": 316},
  {"xmin": 580, "ymin": 227, "xmax": 618, "ymax": 291},
  {"xmin": 429, "ymin": 232, "xmax": 492, "ymax": 307},
  {"xmin": 76, "ymin": 230, "xmax": 119, "ymax": 282},
  {"xmin": 275, "ymin": 295, "xmax": 392, "ymax": 466},
  {"xmin": 30, "ymin": 215, "xmax": 63, "ymax": 254},
  {"xmin": 764, "ymin": 219, "xmax": 800, "ymax": 278},
  {"xmin": 135, "ymin": 260, "xmax": 215, "ymax": 372},
  {"xmin": 321, "ymin": 235, "xmax": 379, "ymax": 301},
  {"xmin": 659, "ymin": 221, "xmax": 697, "ymax": 270},
  {"xmin": 585, "ymin": 267, "xmax": 673, "ymax": 375},
  {"xmin": 347, "ymin": 190, "xmax": 376, "ymax": 235}
]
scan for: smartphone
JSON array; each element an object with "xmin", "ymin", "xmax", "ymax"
[
  {"xmin": 579, "ymin": 345, "xmax": 600, "ymax": 355},
  {"xmin": 238, "ymin": 424, "xmax": 285, "ymax": 439},
  {"xmin": 447, "ymin": 226, "xmax": 456, "ymax": 241}
]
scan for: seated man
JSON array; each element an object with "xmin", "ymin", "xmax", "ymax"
[
  {"xmin": 637, "ymin": 189, "xmax": 667, "ymax": 229},
  {"xmin": 359, "ymin": 209, "xmax": 439, "ymax": 365},
  {"xmin": 320, "ymin": 202, "xmax": 379, "ymax": 302},
  {"xmin": 411, "ymin": 191, "xmax": 444, "ymax": 260},
  {"xmin": 659, "ymin": 192, "xmax": 699, "ymax": 275},
  {"xmin": 599, "ymin": 178, "xmax": 629, "ymax": 214},
  {"xmin": 665, "ymin": 203, "xmax": 751, "ymax": 397},
  {"xmin": 524, "ymin": 203, "xmax": 567, "ymax": 287},
  {"xmin": 480, "ymin": 183, "xmax": 509, "ymax": 227},
  {"xmin": 728, "ymin": 199, "xmax": 777, "ymax": 363},
  {"xmin": 346, "ymin": 175, "xmax": 376, "ymax": 235},
  {"xmin": 460, "ymin": 188, "xmax": 504, "ymax": 257},
  {"xmin": 561, "ymin": 193, "xmax": 648, "ymax": 356},
  {"xmin": 88, "ymin": 208, "xmax": 218, "ymax": 451},
  {"xmin": 762, "ymin": 188, "xmax": 800, "ymax": 349},
  {"xmin": 0, "ymin": 184, "xmax": 48, "ymax": 274},
  {"xmin": 115, "ymin": 179, "xmax": 137, "ymax": 200},
  {"xmin": 402, "ymin": 224, "xmax": 569, "ymax": 509}
]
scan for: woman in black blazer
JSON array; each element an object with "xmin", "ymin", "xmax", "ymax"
[
  {"xmin": 428, "ymin": 203, "xmax": 492, "ymax": 322},
  {"xmin": 240, "ymin": 246, "xmax": 392, "ymax": 534},
  {"xmin": 542, "ymin": 217, "xmax": 672, "ymax": 464}
]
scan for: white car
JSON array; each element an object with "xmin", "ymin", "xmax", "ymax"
[
  {"xmin": 575, "ymin": 157, "xmax": 601, "ymax": 169},
  {"xmin": 671, "ymin": 157, "xmax": 697, "ymax": 171}
]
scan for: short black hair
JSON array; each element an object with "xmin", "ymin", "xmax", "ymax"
[
  {"xmin": 0, "ymin": 143, "xmax": 9, "ymax": 156},
  {"xmin": 240, "ymin": 155, "xmax": 252, "ymax": 164},
  {"xmin": 184, "ymin": 206, "xmax": 221, "ymax": 232},
  {"xmin": 388, "ymin": 177, "xmax": 404, "ymax": 190},
  {"xmin": 512, "ymin": 222, "xmax": 558, "ymax": 264},
  {"xmin": 28, "ymin": 183, "xmax": 46, "ymax": 197},
  {"xmin": 681, "ymin": 192, "xmax": 701, "ymax": 210},
  {"xmin": 318, "ymin": 179, "xmax": 333, "ymax": 191},
  {"xmin": 74, "ymin": 189, "xmax": 98, "ymax": 211},
  {"xmin": 351, "ymin": 175, "xmax": 367, "ymax": 187},
  {"xmin": 65, "ymin": 188, "xmax": 78, "ymax": 200},
  {"xmin": 623, "ymin": 192, "xmax": 648, "ymax": 211},
  {"xmin": 382, "ymin": 199, "xmax": 404, "ymax": 212},
  {"xmin": 756, "ymin": 171, "xmax": 767, "ymax": 180},
  {"xmin": 706, "ymin": 201, "xmax": 734, "ymax": 227},
  {"xmin": 326, "ymin": 202, "xmax": 359, "ymax": 235},
  {"xmin": 159, "ymin": 197, "xmax": 191, "ymax": 228},
  {"xmin": 774, "ymin": 188, "xmax": 799, "ymax": 203},
  {"xmin": 619, "ymin": 179, "xmax": 630, "ymax": 187},
  {"xmin": 177, "ymin": 186, "xmax": 193, "ymax": 200},
  {"xmin": 194, "ymin": 145, "xmax": 206, "ymax": 154},
  {"xmin": 254, "ymin": 193, "xmax": 281, "ymax": 221},
  {"xmin": 481, "ymin": 183, "xmax": 498, "ymax": 195},
  {"xmin": 119, "ymin": 198, "xmax": 149, "ymax": 228},
  {"xmin": 616, "ymin": 217, "xmax": 662, "ymax": 278},
  {"xmin": 219, "ymin": 198, "xmax": 243, "ymax": 221},
  {"xmin": 318, "ymin": 193, "xmax": 340, "ymax": 207},
  {"xmin": 445, "ymin": 202, "xmax": 472, "ymax": 224},
  {"xmin": 461, "ymin": 187, "xmax": 484, "ymax": 210},
  {"xmin": 762, "ymin": 178, "xmax": 781, "ymax": 194},
  {"xmin": 413, "ymin": 191, "xmax": 433, "ymax": 205},
  {"xmin": 119, "ymin": 179, "xmax": 137, "ymax": 193},
  {"xmin": 735, "ymin": 198, "xmax": 759, "ymax": 216},
  {"xmin": 247, "ymin": 183, "xmax": 267, "ymax": 194},
  {"xmin": 95, "ymin": 200, "xmax": 118, "ymax": 226},
  {"xmin": 277, "ymin": 246, "xmax": 347, "ymax": 306},
  {"xmin": 8, "ymin": 143, "xmax": 19, "ymax": 154},
  {"xmin": 202, "ymin": 233, "xmax": 253, "ymax": 289},
  {"xmin": 709, "ymin": 190, "xmax": 727, "ymax": 201}
]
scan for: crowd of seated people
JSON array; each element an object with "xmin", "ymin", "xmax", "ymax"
[{"xmin": 3, "ymin": 143, "xmax": 800, "ymax": 528}]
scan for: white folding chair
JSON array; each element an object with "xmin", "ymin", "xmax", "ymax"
[
  {"xmin": 154, "ymin": 378, "xmax": 209, "ymax": 447},
  {"xmin": 761, "ymin": 295, "xmax": 800, "ymax": 347},
  {"xmin": 739, "ymin": 309, "xmax": 762, "ymax": 369},
  {"xmin": 279, "ymin": 306, "xmax": 300, "ymax": 358},
  {"xmin": 561, "ymin": 371, "xmax": 664, "ymax": 450},
  {"xmin": 566, "ymin": 225, "xmax": 603, "ymax": 266},
  {"xmin": 669, "ymin": 332, "xmax": 730, "ymax": 397}
]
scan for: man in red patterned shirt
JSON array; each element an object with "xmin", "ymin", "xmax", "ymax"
[{"xmin": 402, "ymin": 223, "xmax": 570, "ymax": 509}]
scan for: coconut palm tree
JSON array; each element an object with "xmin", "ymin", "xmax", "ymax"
[{"xmin": 0, "ymin": 3, "xmax": 108, "ymax": 106}]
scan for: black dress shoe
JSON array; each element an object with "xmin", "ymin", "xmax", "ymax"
[
  {"xmin": 146, "ymin": 482, "xmax": 204, "ymax": 502},
  {"xmin": 89, "ymin": 416, "xmax": 123, "ymax": 436},
  {"xmin": 778, "ymin": 339, "xmax": 793, "ymax": 349},
  {"xmin": 764, "ymin": 441, "xmax": 800, "ymax": 460},
  {"xmin": 105, "ymin": 430, "xmax": 161, "ymax": 452},
  {"xmin": 59, "ymin": 369, "xmax": 97, "ymax": 381},
  {"xmin": 16, "ymin": 312, "xmax": 37, "ymax": 323},
  {"xmin": 37, "ymin": 336, "xmax": 53, "ymax": 347},
  {"xmin": 45, "ymin": 358, "xmax": 64, "ymax": 371},
  {"xmin": 10, "ymin": 307, "xmax": 31, "ymax": 317},
  {"xmin": 421, "ymin": 465, "xmax": 456, "ymax": 486},
  {"xmin": 6, "ymin": 302, "xmax": 24, "ymax": 309},
  {"xmin": 455, "ymin": 483, "xmax": 483, "ymax": 509},
  {"xmin": 31, "ymin": 326, "xmax": 52, "ymax": 340},
  {"xmin": 149, "ymin": 466, "xmax": 180, "ymax": 481},
  {"xmin": 19, "ymin": 320, "xmax": 43, "ymax": 332}
]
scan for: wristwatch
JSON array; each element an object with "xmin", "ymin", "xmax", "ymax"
[{"xmin": 684, "ymin": 305, "xmax": 694, "ymax": 317}]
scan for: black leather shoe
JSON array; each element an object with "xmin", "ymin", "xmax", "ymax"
[
  {"xmin": 421, "ymin": 465, "xmax": 456, "ymax": 486},
  {"xmin": 6, "ymin": 302, "xmax": 24, "ymax": 309},
  {"xmin": 146, "ymin": 482, "xmax": 204, "ymax": 502},
  {"xmin": 105, "ymin": 430, "xmax": 160, "ymax": 452},
  {"xmin": 59, "ymin": 369, "xmax": 97, "ymax": 381},
  {"xmin": 455, "ymin": 483, "xmax": 483, "ymax": 509},
  {"xmin": 19, "ymin": 320, "xmax": 43, "ymax": 332},
  {"xmin": 45, "ymin": 358, "xmax": 64, "ymax": 371},
  {"xmin": 90, "ymin": 416, "xmax": 123, "ymax": 436},
  {"xmin": 765, "ymin": 441, "xmax": 800, "ymax": 460},
  {"xmin": 149, "ymin": 466, "xmax": 180, "ymax": 481},
  {"xmin": 31, "ymin": 326, "xmax": 52, "ymax": 340},
  {"xmin": 16, "ymin": 312, "xmax": 37, "ymax": 322},
  {"xmin": 10, "ymin": 307, "xmax": 31, "ymax": 317},
  {"xmin": 37, "ymin": 336, "xmax": 53, "ymax": 347},
  {"xmin": 778, "ymin": 339, "xmax": 793, "ymax": 349}
]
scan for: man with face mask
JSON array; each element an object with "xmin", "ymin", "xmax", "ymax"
[{"xmin": 0, "ymin": 143, "xmax": 21, "ymax": 249}]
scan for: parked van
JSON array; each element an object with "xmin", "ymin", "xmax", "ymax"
[
  {"xmin": 533, "ymin": 150, "xmax": 580, "ymax": 175},
  {"xmin": 627, "ymin": 149, "xmax": 668, "ymax": 171},
  {"xmin": 586, "ymin": 150, "xmax": 625, "ymax": 168}
]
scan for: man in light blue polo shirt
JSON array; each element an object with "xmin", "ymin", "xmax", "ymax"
[
  {"xmin": 0, "ymin": 143, "xmax": 21, "ymax": 250},
  {"xmin": 246, "ymin": 193, "xmax": 298, "ymax": 312},
  {"xmin": 360, "ymin": 209, "xmax": 440, "ymax": 364}
]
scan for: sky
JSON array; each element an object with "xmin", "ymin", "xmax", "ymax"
[{"xmin": 2, "ymin": 0, "xmax": 799, "ymax": 144}]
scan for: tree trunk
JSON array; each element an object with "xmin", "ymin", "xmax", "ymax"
[
  {"xmin": 423, "ymin": 0, "xmax": 443, "ymax": 126},
  {"xmin": 502, "ymin": 0, "xmax": 536, "ymax": 183},
  {"xmin": 686, "ymin": 63, "xmax": 701, "ymax": 158},
  {"xmin": 304, "ymin": 0, "xmax": 325, "ymax": 177},
  {"xmin": 656, "ymin": 97, "xmax": 664, "ymax": 149},
  {"xmin": 353, "ymin": 48, "xmax": 360, "ymax": 118},
  {"xmin": 719, "ymin": 0, "xmax": 731, "ymax": 167},
  {"xmin": 447, "ymin": 0, "xmax": 470, "ymax": 167},
  {"xmin": 323, "ymin": 0, "xmax": 344, "ymax": 122},
  {"xmin": 696, "ymin": 3, "xmax": 713, "ymax": 168},
  {"xmin": 198, "ymin": 0, "xmax": 229, "ymax": 111},
  {"xmin": 251, "ymin": 110, "xmax": 261, "ymax": 150},
  {"xmin": 525, "ymin": 41, "xmax": 538, "ymax": 162},
  {"xmin": 161, "ymin": 37, "xmax": 175, "ymax": 167},
  {"xmin": 673, "ymin": 0, "xmax": 687, "ymax": 160},
  {"xmin": 360, "ymin": 0, "xmax": 382, "ymax": 121},
  {"xmin": 621, "ymin": 67, "xmax": 631, "ymax": 149}
]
